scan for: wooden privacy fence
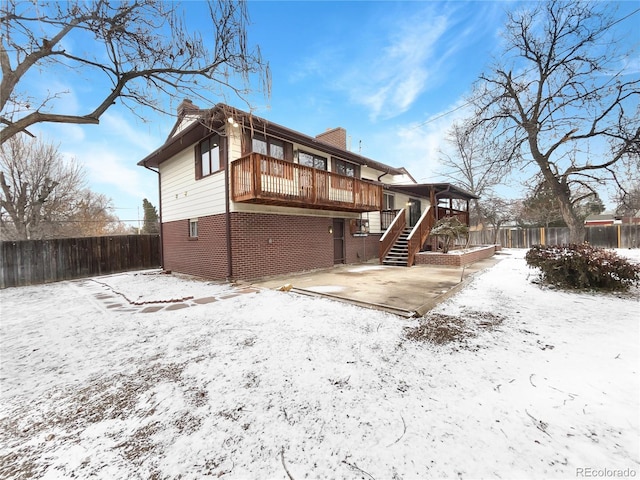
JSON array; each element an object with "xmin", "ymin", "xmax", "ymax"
[
  {"xmin": 469, "ymin": 224, "xmax": 640, "ymax": 249},
  {"xmin": 0, "ymin": 235, "xmax": 161, "ymax": 288}
]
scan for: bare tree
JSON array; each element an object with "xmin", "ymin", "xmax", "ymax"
[
  {"xmin": 517, "ymin": 182, "xmax": 565, "ymax": 228},
  {"xmin": 61, "ymin": 190, "xmax": 125, "ymax": 237},
  {"xmin": 479, "ymin": 196, "xmax": 516, "ymax": 245},
  {"xmin": 439, "ymin": 121, "xmax": 516, "ymax": 226},
  {"xmin": 0, "ymin": 134, "xmax": 118, "ymax": 239},
  {"xmin": 614, "ymin": 181, "xmax": 640, "ymax": 217},
  {"xmin": 0, "ymin": 0, "xmax": 269, "ymax": 143},
  {"xmin": 468, "ymin": 1, "xmax": 640, "ymax": 243}
]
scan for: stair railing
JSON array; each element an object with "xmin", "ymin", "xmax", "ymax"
[
  {"xmin": 407, "ymin": 206, "xmax": 435, "ymax": 266},
  {"xmin": 379, "ymin": 208, "xmax": 406, "ymax": 263}
]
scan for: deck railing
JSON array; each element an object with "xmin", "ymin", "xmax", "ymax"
[
  {"xmin": 231, "ymin": 153, "xmax": 382, "ymax": 212},
  {"xmin": 437, "ymin": 207, "xmax": 468, "ymax": 226},
  {"xmin": 380, "ymin": 209, "xmax": 401, "ymax": 230},
  {"xmin": 407, "ymin": 206, "xmax": 436, "ymax": 266},
  {"xmin": 379, "ymin": 208, "xmax": 406, "ymax": 263}
]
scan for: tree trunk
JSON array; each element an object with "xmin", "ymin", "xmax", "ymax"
[
  {"xmin": 561, "ymin": 204, "xmax": 586, "ymax": 244},
  {"xmin": 531, "ymin": 150, "xmax": 587, "ymax": 244}
]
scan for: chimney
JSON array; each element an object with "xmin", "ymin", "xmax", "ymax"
[
  {"xmin": 316, "ymin": 127, "xmax": 347, "ymax": 150},
  {"xmin": 177, "ymin": 98, "xmax": 200, "ymax": 117}
]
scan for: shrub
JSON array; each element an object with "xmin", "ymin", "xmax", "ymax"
[
  {"xmin": 525, "ymin": 244, "xmax": 640, "ymax": 291},
  {"xmin": 430, "ymin": 217, "xmax": 469, "ymax": 253}
]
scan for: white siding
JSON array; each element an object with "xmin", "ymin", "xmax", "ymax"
[
  {"xmin": 171, "ymin": 116, "xmax": 199, "ymax": 137},
  {"xmin": 367, "ymin": 191, "xmax": 432, "ymax": 234},
  {"xmin": 160, "ymin": 147, "xmax": 226, "ymax": 223},
  {"xmin": 368, "ymin": 210, "xmax": 382, "ymax": 233},
  {"xmin": 387, "ymin": 172, "xmax": 417, "ymax": 185},
  {"xmin": 228, "ymin": 125, "xmax": 243, "ymax": 160}
]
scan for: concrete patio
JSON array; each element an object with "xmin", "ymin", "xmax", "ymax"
[{"xmin": 251, "ymin": 255, "xmax": 502, "ymax": 317}]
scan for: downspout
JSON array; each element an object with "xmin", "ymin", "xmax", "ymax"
[
  {"xmin": 377, "ymin": 170, "xmax": 390, "ymax": 182},
  {"xmin": 224, "ymin": 142, "xmax": 233, "ymax": 282},
  {"xmin": 143, "ymin": 161, "xmax": 163, "ymax": 269}
]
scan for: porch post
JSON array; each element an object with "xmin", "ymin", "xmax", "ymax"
[{"xmin": 430, "ymin": 188, "xmax": 437, "ymax": 221}]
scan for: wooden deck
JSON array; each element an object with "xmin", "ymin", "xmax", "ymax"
[{"xmin": 231, "ymin": 153, "xmax": 382, "ymax": 212}]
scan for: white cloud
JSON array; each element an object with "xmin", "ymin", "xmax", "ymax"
[
  {"xmin": 100, "ymin": 112, "xmax": 162, "ymax": 153},
  {"xmin": 341, "ymin": 9, "xmax": 449, "ymax": 120},
  {"xmin": 33, "ymin": 122, "xmax": 86, "ymax": 144},
  {"xmin": 385, "ymin": 98, "xmax": 475, "ymax": 182}
]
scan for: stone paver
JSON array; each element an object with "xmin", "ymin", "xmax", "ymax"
[
  {"xmin": 140, "ymin": 305, "xmax": 164, "ymax": 313},
  {"xmin": 193, "ymin": 297, "xmax": 218, "ymax": 305},
  {"xmin": 165, "ymin": 303, "xmax": 189, "ymax": 311},
  {"xmin": 80, "ymin": 280, "xmax": 259, "ymax": 315},
  {"xmin": 219, "ymin": 293, "xmax": 241, "ymax": 300}
]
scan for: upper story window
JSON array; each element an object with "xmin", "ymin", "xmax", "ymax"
[
  {"xmin": 333, "ymin": 158, "xmax": 358, "ymax": 178},
  {"xmin": 197, "ymin": 134, "xmax": 221, "ymax": 178},
  {"xmin": 298, "ymin": 151, "xmax": 327, "ymax": 170},
  {"xmin": 252, "ymin": 135, "xmax": 287, "ymax": 160}
]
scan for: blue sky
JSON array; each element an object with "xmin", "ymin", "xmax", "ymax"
[{"xmin": 25, "ymin": 1, "xmax": 640, "ymax": 226}]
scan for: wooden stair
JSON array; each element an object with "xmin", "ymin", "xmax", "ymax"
[{"xmin": 382, "ymin": 228, "xmax": 412, "ymax": 266}]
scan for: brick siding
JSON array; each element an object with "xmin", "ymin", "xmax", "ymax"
[
  {"xmin": 162, "ymin": 215, "xmax": 229, "ymax": 279},
  {"xmin": 345, "ymin": 233, "xmax": 382, "ymax": 264},
  {"xmin": 161, "ymin": 212, "xmax": 383, "ymax": 281},
  {"xmin": 229, "ymin": 212, "xmax": 335, "ymax": 280},
  {"xmin": 315, "ymin": 127, "xmax": 347, "ymax": 150},
  {"xmin": 414, "ymin": 245, "xmax": 497, "ymax": 267}
]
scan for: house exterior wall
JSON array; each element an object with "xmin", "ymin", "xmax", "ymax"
[
  {"xmin": 229, "ymin": 212, "xmax": 334, "ymax": 280},
  {"xmin": 171, "ymin": 115, "xmax": 199, "ymax": 136},
  {"xmin": 160, "ymin": 211, "xmax": 381, "ymax": 281},
  {"xmin": 367, "ymin": 191, "xmax": 431, "ymax": 234},
  {"xmin": 230, "ymin": 212, "xmax": 381, "ymax": 280},
  {"xmin": 159, "ymin": 148, "xmax": 226, "ymax": 223},
  {"xmin": 345, "ymin": 232, "xmax": 382, "ymax": 264},
  {"xmin": 152, "ymin": 111, "xmax": 437, "ymax": 280},
  {"xmin": 162, "ymin": 214, "xmax": 229, "ymax": 279},
  {"xmin": 228, "ymin": 124, "xmax": 243, "ymax": 160}
]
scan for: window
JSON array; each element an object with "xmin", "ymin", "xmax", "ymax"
[
  {"xmin": 334, "ymin": 158, "xmax": 357, "ymax": 177},
  {"xmin": 383, "ymin": 192, "xmax": 395, "ymax": 210},
  {"xmin": 269, "ymin": 139, "xmax": 284, "ymax": 160},
  {"xmin": 251, "ymin": 135, "xmax": 292, "ymax": 177},
  {"xmin": 253, "ymin": 135, "xmax": 286, "ymax": 160},
  {"xmin": 197, "ymin": 134, "xmax": 220, "ymax": 178},
  {"xmin": 189, "ymin": 219, "xmax": 198, "ymax": 238},
  {"xmin": 252, "ymin": 136, "xmax": 267, "ymax": 155},
  {"xmin": 298, "ymin": 151, "xmax": 327, "ymax": 170}
]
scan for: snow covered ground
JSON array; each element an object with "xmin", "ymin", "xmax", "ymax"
[{"xmin": 0, "ymin": 249, "xmax": 638, "ymax": 479}]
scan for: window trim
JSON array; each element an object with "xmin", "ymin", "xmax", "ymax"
[
  {"xmin": 189, "ymin": 218, "xmax": 198, "ymax": 239},
  {"xmin": 332, "ymin": 157, "xmax": 359, "ymax": 178},
  {"xmin": 297, "ymin": 150, "xmax": 328, "ymax": 170},
  {"xmin": 196, "ymin": 134, "xmax": 222, "ymax": 180},
  {"xmin": 383, "ymin": 192, "xmax": 395, "ymax": 210},
  {"xmin": 244, "ymin": 133, "xmax": 293, "ymax": 162}
]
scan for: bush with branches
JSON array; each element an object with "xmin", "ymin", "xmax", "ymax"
[
  {"xmin": 525, "ymin": 244, "xmax": 640, "ymax": 291},
  {"xmin": 430, "ymin": 217, "xmax": 469, "ymax": 253}
]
